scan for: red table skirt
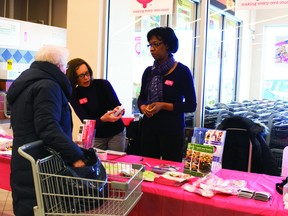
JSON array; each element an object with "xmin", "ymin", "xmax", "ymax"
[{"xmin": 0, "ymin": 155, "xmax": 11, "ymax": 191}]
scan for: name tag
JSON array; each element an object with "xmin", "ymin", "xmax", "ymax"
[
  {"xmin": 79, "ymin": 97, "xmax": 88, "ymax": 104},
  {"xmin": 165, "ymin": 80, "xmax": 174, "ymax": 86}
]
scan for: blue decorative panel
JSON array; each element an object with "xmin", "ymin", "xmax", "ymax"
[
  {"xmin": 13, "ymin": 50, "xmax": 22, "ymax": 62},
  {"xmin": 24, "ymin": 51, "xmax": 34, "ymax": 63},
  {"xmin": 0, "ymin": 48, "xmax": 35, "ymax": 64},
  {"xmin": 2, "ymin": 49, "xmax": 12, "ymax": 62}
]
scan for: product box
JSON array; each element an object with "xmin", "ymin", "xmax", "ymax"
[
  {"xmin": 184, "ymin": 143, "xmax": 214, "ymax": 177},
  {"xmin": 80, "ymin": 119, "xmax": 96, "ymax": 149}
]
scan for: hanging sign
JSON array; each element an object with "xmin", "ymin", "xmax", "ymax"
[
  {"xmin": 211, "ymin": 0, "xmax": 235, "ymax": 15},
  {"xmin": 236, "ymin": 0, "xmax": 288, "ymax": 10},
  {"xmin": 131, "ymin": 0, "xmax": 173, "ymax": 16}
]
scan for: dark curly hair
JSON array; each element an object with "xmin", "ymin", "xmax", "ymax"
[
  {"xmin": 66, "ymin": 58, "xmax": 93, "ymax": 95},
  {"xmin": 147, "ymin": 27, "xmax": 179, "ymax": 54}
]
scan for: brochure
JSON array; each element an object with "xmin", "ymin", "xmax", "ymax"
[
  {"xmin": 203, "ymin": 129, "xmax": 226, "ymax": 166},
  {"xmin": 184, "ymin": 143, "xmax": 214, "ymax": 177}
]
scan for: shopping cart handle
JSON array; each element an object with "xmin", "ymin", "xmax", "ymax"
[{"xmin": 18, "ymin": 140, "xmax": 51, "ymax": 164}]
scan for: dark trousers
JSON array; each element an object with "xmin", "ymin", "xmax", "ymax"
[{"xmin": 140, "ymin": 123, "xmax": 184, "ymax": 162}]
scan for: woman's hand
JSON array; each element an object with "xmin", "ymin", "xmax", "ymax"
[
  {"xmin": 100, "ymin": 110, "xmax": 123, "ymax": 122},
  {"xmin": 141, "ymin": 102, "xmax": 162, "ymax": 118},
  {"xmin": 72, "ymin": 159, "xmax": 85, "ymax": 167},
  {"xmin": 140, "ymin": 104, "xmax": 151, "ymax": 117},
  {"xmin": 142, "ymin": 102, "xmax": 173, "ymax": 118},
  {"xmin": 112, "ymin": 105, "xmax": 125, "ymax": 117},
  {"xmin": 146, "ymin": 102, "xmax": 161, "ymax": 117},
  {"xmin": 149, "ymin": 102, "xmax": 162, "ymax": 113}
]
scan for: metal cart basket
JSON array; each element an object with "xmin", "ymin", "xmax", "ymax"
[{"xmin": 18, "ymin": 140, "xmax": 144, "ymax": 216}]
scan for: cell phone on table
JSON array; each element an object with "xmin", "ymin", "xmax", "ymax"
[{"xmin": 112, "ymin": 106, "xmax": 124, "ymax": 117}]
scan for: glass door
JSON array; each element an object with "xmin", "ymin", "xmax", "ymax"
[
  {"xmin": 205, "ymin": 11, "xmax": 223, "ymax": 106},
  {"xmin": 220, "ymin": 18, "xmax": 239, "ymax": 103},
  {"xmin": 107, "ymin": 0, "xmax": 199, "ymax": 118}
]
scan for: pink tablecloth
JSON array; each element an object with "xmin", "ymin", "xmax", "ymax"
[
  {"xmin": 111, "ymin": 155, "xmax": 287, "ymax": 216},
  {"xmin": 1, "ymin": 154, "xmax": 287, "ymax": 215}
]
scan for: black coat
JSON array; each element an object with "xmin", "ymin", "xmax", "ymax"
[
  {"xmin": 69, "ymin": 79, "xmax": 124, "ymax": 138},
  {"xmin": 7, "ymin": 61, "xmax": 84, "ymax": 216},
  {"xmin": 217, "ymin": 116, "xmax": 279, "ymax": 176}
]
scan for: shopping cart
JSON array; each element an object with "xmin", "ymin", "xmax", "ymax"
[{"xmin": 18, "ymin": 140, "xmax": 144, "ymax": 216}]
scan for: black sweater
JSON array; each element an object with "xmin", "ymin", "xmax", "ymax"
[
  {"xmin": 69, "ymin": 79, "xmax": 124, "ymax": 138},
  {"xmin": 137, "ymin": 62, "xmax": 197, "ymax": 131}
]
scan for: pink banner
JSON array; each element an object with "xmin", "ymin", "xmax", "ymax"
[{"xmin": 131, "ymin": 0, "xmax": 173, "ymax": 16}]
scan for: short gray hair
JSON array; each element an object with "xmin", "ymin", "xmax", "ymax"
[{"xmin": 34, "ymin": 45, "xmax": 69, "ymax": 66}]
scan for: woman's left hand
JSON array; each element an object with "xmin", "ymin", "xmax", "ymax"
[
  {"xmin": 145, "ymin": 102, "xmax": 162, "ymax": 117},
  {"xmin": 100, "ymin": 110, "xmax": 123, "ymax": 122},
  {"xmin": 72, "ymin": 159, "xmax": 86, "ymax": 167}
]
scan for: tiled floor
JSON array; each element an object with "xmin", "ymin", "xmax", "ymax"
[{"xmin": 0, "ymin": 188, "xmax": 14, "ymax": 216}]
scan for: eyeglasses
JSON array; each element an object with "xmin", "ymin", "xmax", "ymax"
[
  {"xmin": 77, "ymin": 71, "xmax": 90, "ymax": 79},
  {"xmin": 147, "ymin": 42, "xmax": 163, "ymax": 48}
]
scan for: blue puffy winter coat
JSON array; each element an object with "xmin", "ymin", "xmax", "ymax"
[{"xmin": 7, "ymin": 61, "xmax": 84, "ymax": 216}]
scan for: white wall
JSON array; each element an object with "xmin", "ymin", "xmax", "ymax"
[
  {"xmin": 0, "ymin": 17, "xmax": 66, "ymax": 79},
  {"xmin": 0, "ymin": 17, "xmax": 66, "ymax": 50},
  {"xmin": 66, "ymin": 0, "xmax": 106, "ymax": 140},
  {"xmin": 66, "ymin": 0, "xmax": 105, "ymax": 78}
]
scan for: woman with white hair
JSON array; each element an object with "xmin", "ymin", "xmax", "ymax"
[{"xmin": 7, "ymin": 45, "xmax": 85, "ymax": 216}]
